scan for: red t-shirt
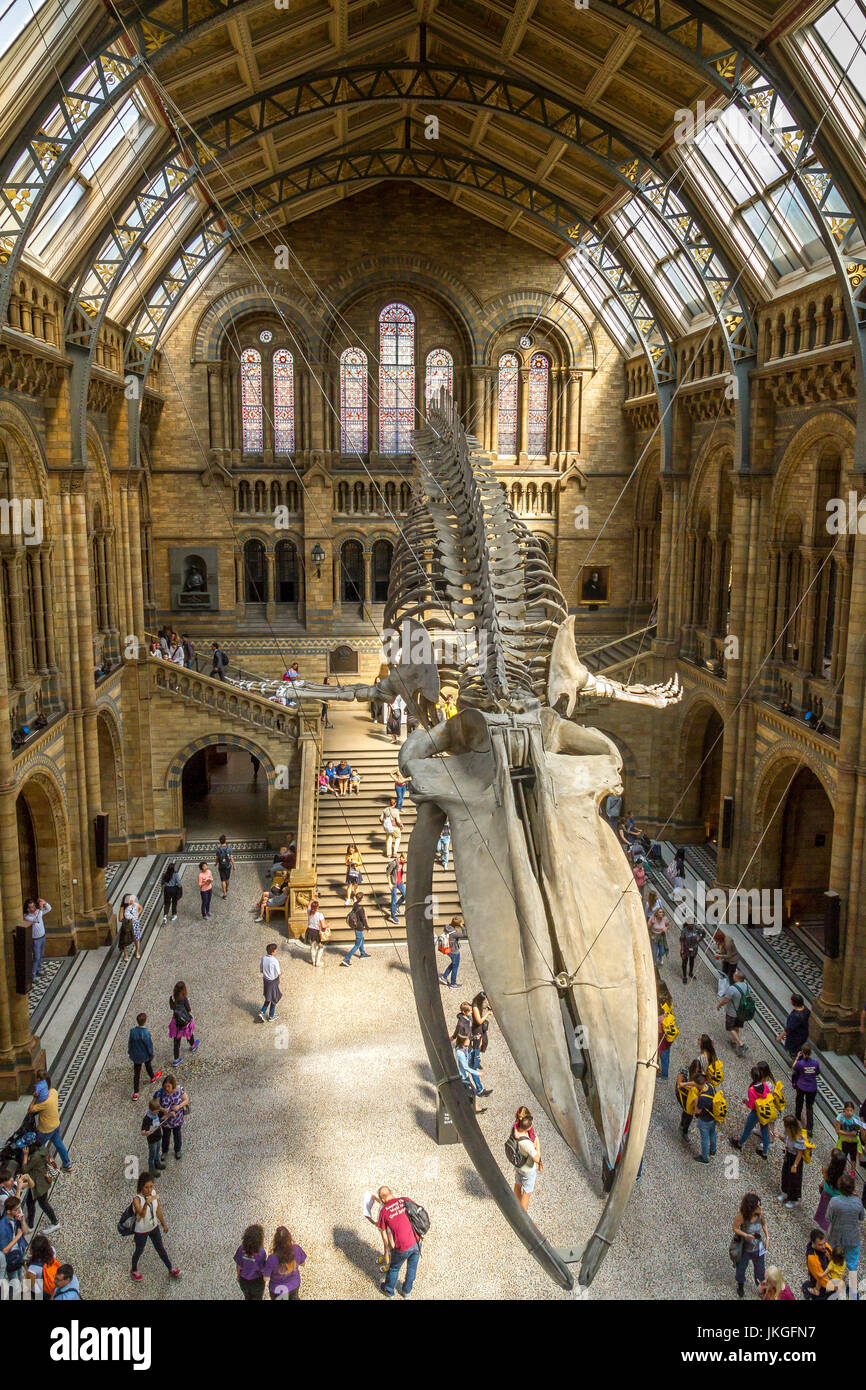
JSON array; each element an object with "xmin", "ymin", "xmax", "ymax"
[{"xmin": 377, "ymin": 1198, "xmax": 416, "ymax": 1251}]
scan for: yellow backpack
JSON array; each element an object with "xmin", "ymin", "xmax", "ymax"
[
  {"xmin": 803, "ymin": 1135, "xmax": 816, "ymax": 1165},
  {"xmin": 753, "ymin": 1087, "xmax": 777, "ymax": 1125},
  {"xmin": 711, "ymin": 1088, "xmax": 728, "ymax": 1122},
  {"xmin": 773, "ymin": 1078, "xmax": 785, "ymax": 1111},
  {"xmin": 707, "ymin": 1058, "xmax": 724, "ymax": 1087},
  {"xmin": 677, "ymin": 1075, "xmax": 698, "ymax": 1114},
  {"xmin": 661, "ymin": 1004, "xmax": 679, "ymax": 1043}
]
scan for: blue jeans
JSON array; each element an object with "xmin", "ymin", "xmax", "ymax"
[
  {"xmin": 697, "ymin": 1116, "xmax": 717, "ymax": 1159},
  {"xmin": 390, "ymin": 882, "xmax": 406, "ymax": 922},
  {"xmin": 343, "ymin": 931, "xmax": 369, "ymax": 962},
  {"xmin": 456, "ymin": 1048, "xmax": 483, "ymax": 1095},
  {"xmin": 32, "ymin": 935, "xmax": 45, "ymax": 977},
  {"xmin": 739, "ymin": 1109, "xmax": 770, "ymax": 1154},
  {"xmin": 442, "ymin": 951, "xmax": 460, "ymax": 986},
  {"xmin": 395, "ymin": 785, "xmax": 406, "ymax": 810},
  {"xmin": 652, "ymin": 937, "xmax": 666, "ymax": 965},
  {"xmin": 38, "ymin": 1125, "xmax": 70, "ymax": 1167},
  {"xmin": 659, "ymin": 1047, "xmax": 670, "ymax": 1079},
  {"xmin": 735, "ymin": 1247, "xmax": 765, "ymax": 1288},
  {"xmin": 383, "ymin": 1242, "xmax": 420, "ymax": 1297},
  {"xmin": 437, "ymin": 836, "xmax": 450, "ymax": 869}
]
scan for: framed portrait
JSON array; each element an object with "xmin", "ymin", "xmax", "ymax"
[{"xmin": 579, "ymin": 566, "xmax": 610, "ymax": 606}]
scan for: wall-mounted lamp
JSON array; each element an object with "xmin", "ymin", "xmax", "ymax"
[{"xmin": 311, "ymin": 542, "xmax": 325, "ymax": 579}]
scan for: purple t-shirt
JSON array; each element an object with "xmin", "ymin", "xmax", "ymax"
[
  {"xmin": 234, "ymin": 1246, "xmax": 268, "ymax": 1281},
  {"xmin": 264, "ymin": 1245, "xmax": 306, "ymax": 1297}
]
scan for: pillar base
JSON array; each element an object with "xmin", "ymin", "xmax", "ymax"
[
  {"xmin": 0, "ymin": 1034, "xmax": 47, "ymax": 1101},
  {"xmin": 810, "ymin": 997, "xmax": 863, "ymax": 1057},
  {"xmin": 72, "ymin": 901, "xmax": 114, "ymax": 950}
]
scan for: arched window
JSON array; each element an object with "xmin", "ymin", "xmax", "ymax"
[
  {"xmin": 372, "ymin": 539, "xmax": 394, "ymax": 602},
  {"xmin": 340, "ymin": 347, "xmax": 368, "ymax": 454},
  {"xmin": 243, "ymin": 538, "xmax": 267, "ymax": 602},
  {"xmin": 240, "ymin": 348, "xmax": 263, "ymax": 452},
  {"xmin": 336, "ymin": 481, "xmax": 349, "ymax": 512},
  {"xmin": 340, "ymin": 540, "xmax": 364, "ymax": 603},
  {"xmin": 527, "ymin": 353, "xmax": 549, "ymax": 456},
  {"xmin": 273, "ymin": 349, "xmax": 294, "ymax": 454},
  {"xmin": 379, "ymin": 302, "xmax": 414, "ymax": 453},
  {"xmin": 275, "ymin": 540, "xmax": 298, "ymax": 604},
  {"xmin": 497, "ymin": 352, "xmax": 519, "ymax": 455},
  {"xmin": 237, "ymin": 480, "xmax": 251, "ymax": 512},
  {"xmin": 425, "ymin": 348, "xmax": 453, "ymax": 406},
  {"xmin": 270, "ymin": 481, "xmax": 281, "ymax": 512}
]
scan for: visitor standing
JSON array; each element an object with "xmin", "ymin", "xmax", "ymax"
[
  {"xmin": 161, "ymin": 863, "xmax": 182, "ymax": 923},
  {"xmin": 649, "ymin": 906, "xmax": 669, "ymax": 967},
  {"xmin": 451, "ymin": 1002, "xmax": 484, "ymax": 1098},
  {"xmin": 776, "ymin": 995, "xmax": 811, "ymax": 1057},
  {"xmin": 381, "ymin": 799, "xmax": 403, "ymax": 858},
  {"xmin": 216, "ymin": 836, "xmax": 235, "ymax": 897},
  {"xmin": 508, "ymin": 1106, "xmax": 541, "ymax": 1212},
  {"xmin": 393, "ymin": 768, "xmax": 407, "ymax": 810},
  {"xmin": 130, "ymin": 1172, "xmax": 179, "ymax": 1282},
  {"xmin": 439, "ymin": 916, "xmax": 466, "ymax": 989},
  {"xmin": 341, "ymin": 894, "xmax": 370, "ymax": 965},
  {"xmin": 119, "ymin": 893, "xmax": 144, "ymax": 960},
  {"xmin": 258, "ymin": 943, "xmax": 282, "ymax": 1022},
  {"xmin": 27, "ymin": 1076, "xmax": 72, "ymax": 1170},
  {"xmin": 777, "ymin": 1114, "xmax": 806, "ymax": 1209},
  {"xmin": 19, "ymin": 1144, "xmax": 59, "ymax": 1232},
  {"xmin": 128, "ymin": 1012, "xmax": 161, "ymax": 1099},
  {"xmin": 155, "ymin": 1074, "xmax": 188, "ymax": 1162},
  {"xmin": 24, "ymin": 897, "xmax": 50, "ymax": 980},
  {"xmin": 792, "ymin": 1043, "xmax": 820, "ymax": 1135},
  {"xmin": 387, "ymin": 851, "xmax": 406, "ymax": 924},
  {"xmin": 197, "ymin": 862, "xmax": 213, "ymax": 918},
  {"xmin": 827, "ymin": 1169, "xmax": 865, "ymax": 1298},
  {"xmin": 265, "ymin": 1226, "xmax": 307, "ymax": 1300},
  {"xmin": 731, "ymin": 1193, "xmax": 768, "ymax": 1298},
  {"xmin": 693, "ymin": 1074, "xmax": 720, "ymax": 1164},
  {"xmin": 305, "ymin": 899, "xmax": 328, "ymax": 968},
  {"xmin": 234, "ymin": 1224, "xmax": 268, "ymax": 1299},
  {"xmin": 344, "ymin": 843, "xmax": 363, "ymax": 905},
  {"xmin": 714, "ymin": 930, "xmax": 739, "ymax": 983},
  {"xmin": 730, "ymin": 1066, "xmax": 775, "ymax": 1160},
  {"xmin": 815, "ymin": 1148, "xmax": 847, "ymax": 1231},
  {"xmin": 117, "ymin": 907, "xmax": 136, "ymax": 964},
  {"xmin": 437, "ymin": 820, "xmax": 451, "ymax": 870},
  {"xmin": 377, "ymin": 1187, "xmax": 422, "ymax": 1299},
  {"xmin": 835, "ymin": 1100, "xmax": 864, "ymax": 1163},
  {"xmin": 470, "ymin": 992, "xmax": 492, "ymax": 1082},
  {"xmin": 679, "ymin": 920, "xmax": 705, "ymax": 984},
  {"xmin": 142, "ymin": 1099, "xmax": 164, "ymax": 1172},
  {"xmin": 168, "ymin": 981, "xmax": 200, "ymax": 1062}
]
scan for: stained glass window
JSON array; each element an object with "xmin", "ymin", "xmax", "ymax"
[
  {"xmin": 340, "ymin": 346, "xmax": 368, "ymax": 454},
  {"xmin": 379, "ymin": 302, "xmax": 415, "ymax": 454},
  {"xmin": 527, "ymin": 353, "xmax": 549, "ymax": 456},
  {"xmin": 425, "ymin": 348, "xmax": 453, "ymax": 406},
  {"xmin": 273, "ymin": 349, "xmax": 294, "ymax": 454},
  {"xmin": 497, "ymin": 352, "xmax": 519, "ymax": 455},
  {"xmin": 240, "ymin": 347, "xmax": 263, "ymax": 452}
]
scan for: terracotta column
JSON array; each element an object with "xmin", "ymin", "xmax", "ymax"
[
  {"xmin": 565, "ymin": 370, "xmax": 581, "ymax": 454},
  {"xmin": 517, "ymin": 368, "xmax": 529, "ymax": 461}
]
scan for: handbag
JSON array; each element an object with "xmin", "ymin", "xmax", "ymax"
[
  {"xmin": 118, "ymin": 1203, "xmax": 136, "ymax": 1238},
  {"xmin": 728, "ymin": 1234, "xmax": 744, "ymax": 1264}
]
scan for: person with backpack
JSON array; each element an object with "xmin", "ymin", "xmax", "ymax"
[
  {"xmin": 792, "ymin": 1043, "xmax": 821, "ymax": 1136},
  {"xmin": 679, "ymin": 919, "xmax": 705, "ymax": 985},
  {"xmin": 380, "ymin": 799, "xmax": 403, "ymax": 858},
  {"xmin": 129, "ymin": 1171, "xmax": 179, "ymax": 1282},
  {"xmin": 117, "ymin": 906, "xmax": 136, "ymax": 963},
  {"xmin": 387, "ymin": 851, "xmax": 406, "ymax": 924},
  {"xmin": 776, "ymin": 1113, "xmax": 807, "ymax": 1209},
  {"xmin": 717, "ymin": 968, "xmax": 752, "ymax": 1057},
  {"xmin": 215, "ymin": 836, "xmax": 234, "ymax": 897},
  {"xmin": 835, "ymin": 1101, "xmax": 864, "ymax": 1163},
  {"xmin": 51, "ymin": 1264, "xmax": 81, "ymax": 1300},
  {"xmin": 119, "ymin": 893, "xmax": 144, "ymax": 960},
  {"xmin": 340, "ymin": 894, "xmax": 370, "ymax": 965},
  {"xmin": 731, "ymin": 1192, "xmax": 769, "ymax": 1298},
  {"xmin": 450, "ymin": 1002, "xmax": 487, "ymax": 1099},
  {"xmin": 676, "ymin": 1061, "xmax": 701, "ymax": 1138},
  {"xmin": 691, "ymin": 1072, "xmax": 722, "ymax": 1162},
  {"xmin": 730, "ymin": 1065, "xmax": 776, "ymax": 1160},
  {"xmin": 305, "ymin": 899, "xmax": 328, "ymax": 968},
  {"xmin": 142, "ymin": 1098, "xmax": 164, "ymax": 1172},
  {"xmin": 344, "ymin": 843, "xmax": 363, "ymax": 906},
  {"xmin": 210, "ymin": 642, "xmax": 228, "ymax": 681},
  {"xmin": 128, "ymin": 1011, "xmax": 161, "ymax": 1100},
  {"xmin": 508, "ymin": 1105, "xmax": 542, "ymax": 1212},
  {"xmin": 19, "ymin": 1142, "xmax": 59, "ymax": 1232},
  {"xmin": 24, "ymin": 1232, "xmax": 60, "ymax": 1297},
  {"xmin": 27, "ymin": 1076, "xmax": 72, "ymax": 1170},
  {"xmin": 698, "ymin": 1034, "xmax": 724, "ymax": 1087},
  {"xmin": 161, "ymin": 862, "xmax": 182, "ymax": 923},
  {"xmin": 376, "ymin": 1187, "xmax": 422, "ymax": 1298},
  {"xmin": 438, "ymin": 915, "xmax": 467, "ymax": 989},
  {"xmin": 658, "ymin": 994, "xmax": 678, "ymax": 1080},
  {"xmin": 168, "ymin": 981, "xmax": 200, "ymax": 1062},
  {"xmin": 0, "ymin": 1196, "xmax": 28, "ymax": 1281}
]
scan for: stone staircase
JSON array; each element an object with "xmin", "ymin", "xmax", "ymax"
[
  {"xmin": 581, "ymin": 624, "xmax": 657, "ymax": 676},
  {"xmin": 313, "ymin": 703, "xmax": 461, "ymax": 944}
]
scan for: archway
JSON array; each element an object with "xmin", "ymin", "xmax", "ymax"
[
  {"xmin": 243, "ymin": 538, "xmax": 267, "ymax": 602},
  {"xmin": 340, "ymin": 540, "xmax": 363, "ymax": 603},
  {"xmin": 15, "ymin": 775, "xmax": 64, "ymax": 924},
  {"xmin": 371, "ymin": 539, "xmax": 393, "ymax": 603},
  {"xmin": 169, "ymin": 735, "xmax": 288, "ymax": 848},
  {"xmin": 96, "ymin": 712, "xmax": 120, "ymax": 846},
  {"xmin": 679, "ymin": 700, "xmax": 724, "ymax": 840},
  {"xmin": 757, "ymin": 763, "xmax": 834, "ymax": 938}
]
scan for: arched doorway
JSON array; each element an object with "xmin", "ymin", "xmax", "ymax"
[
  {"xmin": 371, "ymin": 539, "xmax": 393, "ymax": 603},
  {"xmin": 181, "ymin": 744, "xmax": 270, "ymax": 841},
  {"xmin": 757, "ymin": 761, "xmax": 834, "ymax": 938},
  {"xmin": 275, "ymin": 539, "xmax": 299, "ymax": 604},
  {"xmin": 679, "ymin": 701, "xmax": 724, "ymax": 840},
  {"xmin": 340, "ymin": 540, "xmax": 363, "ymax": 603},
  {"xmin": 15, "ymin": 776, "xmax": 64, "ymax": 923},
  {"xmin": 97, "ymin": 712, "xmax": 120, "ymax": 845},
  {"xmin": 243, "ymin": 538, "xmax": 267, "ymax": 602}
]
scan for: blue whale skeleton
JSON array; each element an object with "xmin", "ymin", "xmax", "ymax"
[{"xmin": 296, "ymin": 393, "xmax": 681, "ymax": 1288}]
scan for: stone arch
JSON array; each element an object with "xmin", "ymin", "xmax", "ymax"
[
  {"xmin": 750, "ymin": 747, "xmax": 835, "ymax": 922},
  {"xmin": 481, "ymin": 289, "xmax": 596, "ymax": 369},
  {"xmin": 322, "ymin": 254, "xmax": 482, "ymax": 361},
  {"xmin": 686, "ymin": 432, "xmax": 735, "ymax": 528},
  {"xmin": 771, "ymin": 410, "xmax": 856, "ymax": 539},
  {"xmin": 0, "ymin": 400, "xmax": 51, "ymax": 523},
  {"xmin": 95, "ymin": 704, "xmax": 128, "ymax": 842},
  {"xmin": 677, "ymin": 694, "xmax": 726, "ymax": 837},
  {"xmin": 166, "ymin": 733, "xmax": 278, "ymax": 790},
  {"xmin": 191, "ymin": 282, "xmax": 318, "ymax": 363},
  {"xmin": 16, "ymin": 766, "xmax": 72, "ymax": 928}
]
